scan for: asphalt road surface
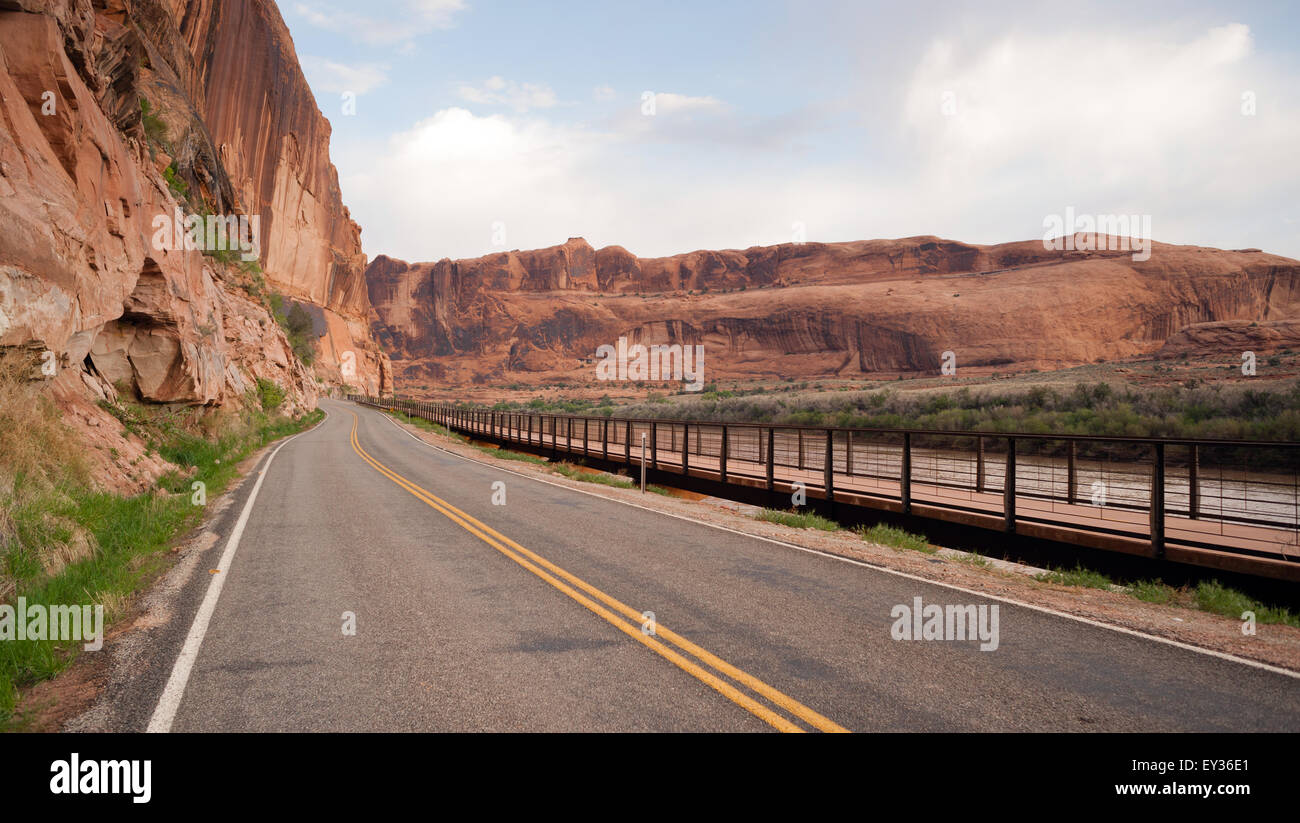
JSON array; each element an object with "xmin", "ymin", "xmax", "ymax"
[{"xmin": 130, "ymin": 399, "xmax": 1300, "ymax": 732}]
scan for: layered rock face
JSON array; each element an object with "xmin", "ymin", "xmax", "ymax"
[
  {"xmin": 0, "ymin": 0, "xmax": 389, "ymax": 420},
  {"xmin": 368, "ymin": 236, "xmax": 1300, "ymax": 387},
  {"xmin": 160, "ymin": 0, "xmax": 387, "ymax": 389}
]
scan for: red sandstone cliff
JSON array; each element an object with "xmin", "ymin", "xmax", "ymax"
[
  {"xmin": 367, "ymin": 236, "xmax": 1300, "ymax": 388},
  {"xmin": 0, "ymin": 0, "xmax": 389, "ymax": 416},
  {"xmin": 158, "ymin": 0, "xmax": 387, "ymax": 388}
]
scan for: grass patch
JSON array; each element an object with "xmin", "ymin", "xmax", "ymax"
[
  {"xmin": 1194, "ymin": 580, "xmax": 1299, "ymax": 627},
  {"xmin": 1035, "ymin": 564, "xmax": 1114, "ymax": 590},
  {"xmin": 552, "ymin": 464, "xmax": 641, "ymax": 489},
  {"xmin": 481, "ymin": 446, "xmax": 546, "ymax": 466},
  {"xmin": 1129, "ymin": 579, "xmax": 1178, "ymax": 605},
  {"xmin": 857, "ymin": 523, "xmax": 932, "ymax": 553},
  {"xmin": 756, "ymin": 508, "xmax": 840, "ymax": 531},
  {"xmin": 2, "ymin": 380, "xmax": 322, "ymax": 727}
]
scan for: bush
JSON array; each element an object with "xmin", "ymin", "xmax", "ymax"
[
  {"xmin": 140, "ymin": 98, "xmax": 168, "ymax": 147},
  {"xmin": 268, "ymin": 294, "xmax": 316, "ymax": 366},
  {"xmin": 254, "ymin": 378, "xmax": 284, "ymax": 412},
  {"xmin": 161, "ymin": 163, "xmax": 188, "ymax": 201}
]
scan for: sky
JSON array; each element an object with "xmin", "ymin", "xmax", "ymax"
[{"xmin": 276, "ymin": 0, "xmax": 1300, "ymax": 263}]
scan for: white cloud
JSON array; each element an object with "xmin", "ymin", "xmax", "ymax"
[
  {"xmin": 335, "ymin": 24, "xmax": 1300, "ymax": 263},
  {"xmin": 897, "ymin": 22, "xmax": 1299, "ymax": 246},
  {"xmin": 300, "ymin": 56, "xmax": 388, "ymax": 95},
  {"xmin": 592, "ymin": 84, "xmax": 617, "ymax": 102},
  {"xmin": 292, "ymin": 0, "xmax": 465, "ymax": 46},
  {"xmin": 456, "ymin": 77, "xmax": 559, "ymax": 112}
]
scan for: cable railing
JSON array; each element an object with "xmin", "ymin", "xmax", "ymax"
[{"xmin": 350, "ymin": 395, "xmax": 1300, "ymax": 582}]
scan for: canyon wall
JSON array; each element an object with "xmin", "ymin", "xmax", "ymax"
[
  {"xmin": 0, "ymin": 0, "xmax": 388, "ymax": 416},
  {"xmin": 368, "ymin": 236, "xmax": 1300, "ymax": 389},
  {"xmin": 160, "ymin": 0, "xmax": 387, "ymax": 389}
]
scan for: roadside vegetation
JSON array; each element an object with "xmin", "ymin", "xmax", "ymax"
[
  {"xmin": 1035, "ymin": 565, "xmax": 1299, "ymax": 626},
  {"xmin": 474, "ymin": 380, "xmax": 1300, "ymax": 442},
  {"xmin": 0, "ymin": 353, "xmax": 320, "ymax": 727},
  {"xmin": 612, "ymin": 380, "xmax": 1300, "ymax": 442},
  {"xmin": 746, "ymin": 494, "xmax": 1299, "ymax": 628},
  {"xmin": 757, "ymin": 508, "xmax": 839, "ymax": 531},
  {"xmin": 856, "ymin": 523, "xmax": 934, "ymax": 553}
]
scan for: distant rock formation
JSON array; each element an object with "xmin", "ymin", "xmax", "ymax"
[{"xmin": 367, "ymin": 235, "xmax": 1300, "ymax": 388}]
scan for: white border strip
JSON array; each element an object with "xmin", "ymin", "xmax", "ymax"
[
  {"xmin": 147, "ymin": 411, "xmax": 327, "ymax": 733},
  {"xmin": 371, "ymin": 404, "xmax": 1300, "ymax": 681}
]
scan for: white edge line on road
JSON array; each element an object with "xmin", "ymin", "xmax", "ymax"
[
  {"xmin": 370, "ymin": 404, "xmax": 1300, "ymax": 681},
  {"xmin": 146, "ymin": 409, "xmax": 328, "ymax": 733}
]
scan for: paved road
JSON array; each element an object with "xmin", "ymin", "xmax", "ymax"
[{"xmin": 138, "ymin": 399, "xmax": 1300, "ymax": 731}]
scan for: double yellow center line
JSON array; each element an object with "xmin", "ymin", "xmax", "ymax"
[{"xmin": 349, "ymin": 412, "xmax": 848, "ymax": 733}]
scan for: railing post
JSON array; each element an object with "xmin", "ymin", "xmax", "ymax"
[
  {"xmin": 824, "ymin": 429, "xmax": 834, "ymax": 513},
  {"xmin": 845, "ymin": 430, "xmax": 854, "ymax": 476},
  {"xmin": 625, "ymin": 420, "xmax": 632, "ymax": 465},
  {"xmin": 766, "ymin": 428, "xmax": 775, "ymax": 491},
  {"xmin": 1151, "ymin": 442, "xmax": 1166, "ymax": 557},
  {"xmin": 976, "ymin": 435, "xmax": 985, "ymax": 492},
  {"xmin": 602, "ymin": 418, "xmax": 609, "ymax": 460},
  {"xmin": 682, "ymin": 422, "xmax": 690, "ymax": 475},
  {"xmin": 651, "ymin": 422, "xmax": 658, "ymax": 469},
  {"xmin": 798, "ymin": 429, "xmax": 805, "ymax": 471},
  {"xmin": 583, "ymin": 417, "xmax": 589, "ymax": 455},
  {"xmin": 1004, "ymin": 437, "xmax": 1016, "ymax": 533},
  {"xmin": 1067, "ymin": 440, "xmax": 1077, "ymax": 504},
  {"xmin": 719, "ymin": 425, "xmax": 728, "ymax": 483},
  {"xmin": 901, "ymin": 432, "xmax": 912, "ymax": 515},
  {"xmin": 1188, "ymin": 444, "xmax": 1199, "ymax": 519},
  {"xmin": 527, "ymin": 414, "xmax": 533, "ymax": 444}
]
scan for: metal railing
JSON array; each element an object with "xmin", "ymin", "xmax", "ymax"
[{"xmin": 351, "ymin": 395, "xmax": 1300, "ymax": 581}]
